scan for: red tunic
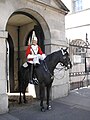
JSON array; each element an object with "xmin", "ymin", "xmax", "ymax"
[{"xmin": 26, "ymin": 45, "xmax": 43, "ymax": 62}]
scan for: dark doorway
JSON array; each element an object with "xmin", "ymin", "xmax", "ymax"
[
  {"xmin": 7, "ymin": 34, "xmax": 14, "ymax": 92},
  {"xmin": 7, "ymin": 11, "xmax": 45, "ymax": 93},
  {"xmin": 13, "ymin": 11, "xmax": 45, "ymax": 51}
]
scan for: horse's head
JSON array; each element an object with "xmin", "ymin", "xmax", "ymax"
[{"xmin": 60, "ymin": 48, "xmax": 72, "ymax": 70}]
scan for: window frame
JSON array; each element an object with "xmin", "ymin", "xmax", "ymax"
[{"xmin": 72, "ymin": 0, "xmax": 83, "ymax": 13}]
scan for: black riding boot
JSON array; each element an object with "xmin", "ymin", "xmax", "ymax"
[
  {"xmin": 28, "ymin": 63, "xmax": 38, "ymax": 85},
  {"xmin": 28, "ymin": 63, "xmax": 34, "ymax": 84}
]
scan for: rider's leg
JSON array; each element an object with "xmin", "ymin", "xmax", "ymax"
[
  {"xmin": 33, "ymin": 65, "xmax": 38, "ymax": 85},
  {"xmin": 28, "ymin": 63, "xmax": 38, "ymax": 85},
  {"xmin": 28, "ymin": 63, "xmax": 34, "ymax": 84}
]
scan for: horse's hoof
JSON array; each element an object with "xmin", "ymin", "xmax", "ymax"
[
  {"xmin": 47, "ymin": 105, "xmax": 52, "ymax": 110},
  {"xmin": 24, "ymin": 100, "xmax": 28, "ymax": 104},
  {"xmin": 18, "ymin": 101, "xmax": 22, "ymax": 104},
  {"xmin": 41, "ymin": 107, "xmax": 45, "ymax": 112}
]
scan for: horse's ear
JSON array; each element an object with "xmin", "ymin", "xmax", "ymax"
[
  {"xmin": 65, "ymin": 47, "xmax": 68, "ymax": 51},
  {"xmin": 61, "ymin": 47, "xmax": 68, "ymax": 51},
  {"xmin": 61, "ymin": 47, "xmax": 69, "ymax": 55},
  {"xmin": 61, "ymin": 48, "xmax": 63, "ymax": 50},
  {"xmin": 63, "ymin": 47, "xmax": 68, "ymax": 52},
  {"xmin": 61, "ymin": 48, "xmax": 65, "ymax": 55},
  {"xmin": 66, "ymin": 47, "xmax": 68, "ymax": 50}
]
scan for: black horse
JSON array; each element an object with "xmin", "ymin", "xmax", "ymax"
[{"xmin": 19, "ymin": 48, "xmax": 72, "ymax": 111}]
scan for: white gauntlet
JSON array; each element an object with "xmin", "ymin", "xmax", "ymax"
[
  {"xmin": 42, "ymin": 54, "xmax": 46, "ymax": 60},
  {"xmin": 33, "ymin": 55, "xmax": 40, "ymax": 64},
  {"xmin": 37, "ymin": 54, "xmax": 46, "ymax": 60},
  {"xmin": 27, "ymin": 54, "xmax": 34, "ymax": 59}
]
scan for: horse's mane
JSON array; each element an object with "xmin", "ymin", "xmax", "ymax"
[{"xmin": 45, "ymin": 50, "xmax": 61, "ymax": 62}]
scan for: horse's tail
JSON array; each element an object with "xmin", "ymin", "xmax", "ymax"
[
  {"xmin": 18, "ymin": 66, "xmax": 24, "ymax": 103},
  {"xmin": 18, "ymin": 66, "xmax": 24, "ymax": 91}
]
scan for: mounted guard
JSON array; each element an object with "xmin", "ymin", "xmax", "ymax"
[
  {"xmin": 19, "ymin": 47, "xmax": 72, "ymax": 111},
  {"xmin": 25, "ymin": 31, "xmax": 46, "ymax": 85}
]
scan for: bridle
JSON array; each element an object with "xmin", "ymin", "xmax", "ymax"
[
  {"xmin": 43, "ymin": 60, "xmax": 68, "ymax": 80},
  {"xmin": 42, "ymin": 48, "xmax": 72, "ymax": 80}
]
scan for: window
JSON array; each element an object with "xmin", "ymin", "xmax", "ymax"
[
  {"xmin": 75, "ymin": 47, "xmax": 85, "ymax": 63},
  {"xmin": 72, "ymin": 0, "xmax": 82, "ymax": 12}
]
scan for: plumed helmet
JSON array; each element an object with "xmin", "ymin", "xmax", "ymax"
[
  {"xmin": 33, "ymin": 36, "xmax": 37, "ymax": 42},
  {"xmin": 31, "ymin": 31, "xmax": 38, "ymax": 41}
]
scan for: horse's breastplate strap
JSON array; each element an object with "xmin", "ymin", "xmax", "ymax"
[{"xmin": 43, "ymin": 61, "xmax": 54, "ymax": 79}]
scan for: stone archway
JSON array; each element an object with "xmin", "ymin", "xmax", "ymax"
[
  {"xmin": 6, "ymin": 8, "xmax": 50, "ymax": 93},
  {"xmin": 0, "ymin": 0, "xmax": 68, "ymax": 114}
]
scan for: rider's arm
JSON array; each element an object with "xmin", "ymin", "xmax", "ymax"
[
  {"xmin": 38, "ymin": 46, "xmax": 43, "ymax": 55},
  {"xmin": 27, "ymin": 54, "xmax": 34, "ymax": 59},
  {"xmin": 26, "ymin": 45, "xmax": 34, "ymax": 59},
  {"xmin": 38, "ymin": 46, "xmax": 46, "ymax": 60}
]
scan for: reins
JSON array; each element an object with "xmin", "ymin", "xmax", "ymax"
[
  {"xmin": 43, "ymin": 60, "xmax": 66, "ymax": 80},
  {"xmin": 43, "ymin": 60, "xmax": 54, "ymax": 80}
]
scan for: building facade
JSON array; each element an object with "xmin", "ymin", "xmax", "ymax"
[
  {"xmin": 63, "ymin": 0, "xmax": 90, "ymax": 89},
  {"xmin": 63, "ymin": 0, "xmax": 90, "ymax": 40}
]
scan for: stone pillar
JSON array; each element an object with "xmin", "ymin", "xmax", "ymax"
[
  {"xmin": 46, "ymin": 29, "xmax": 70, "ymax": 100},
  {"xmin": 0, "ymin": 31, "xmax": 8, "ymax": 114}
]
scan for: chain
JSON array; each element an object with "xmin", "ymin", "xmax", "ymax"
[
  {"xmin": 43, "ymin": 61, "xmax": 66, "ymax": 80},
  {"xmin": 54, "ymin": 66, "xmax": 65, "ymax": 80}
]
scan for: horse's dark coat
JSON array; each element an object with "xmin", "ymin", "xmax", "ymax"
[{"xmin": 19, "ymin": 49, "xmax": 72, "ymax": 111}]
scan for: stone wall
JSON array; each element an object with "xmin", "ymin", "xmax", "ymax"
[{"xmin": 0, "ymin": 31, "xmax": 8, "ymax": 114}]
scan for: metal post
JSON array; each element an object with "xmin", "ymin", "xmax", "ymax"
[
  {"xmin": 86, "ymin": 33, "xmax": 89, "ymax": 86},
  {"xmin": 17, "ymin": 26, "xmax": 20, "ymax": 81}
]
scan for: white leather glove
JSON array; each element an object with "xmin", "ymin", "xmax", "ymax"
[
  {"xmin": 34, "ymin": 54, "xmax": 38, "ymax": 58},
  {"xmin": 42, "ymin": 54, "xmax": 46, "ymax": 60},
  {"xmin": 36, "ymin": 54, "xmax": 46, "ymax": 60},
  {"xmin": 33, "ymin": 55, "xmax": 40, "ymax": 64},
  {"xmin": 27, "ymin": 54, "xmax": 34, "ymax": 59}
]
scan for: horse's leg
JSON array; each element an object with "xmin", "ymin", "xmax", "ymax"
[
  {"xmin": 46, "ymin": 84, "xmax": 52, "ymax": 110},
  {"xmin": 39, "ymin": 83, "xmax": 45, "ymax": 112},
  {"xmin": 18, "ymin": 77, "xmax": 22, "ymax": 104},
  {"xmin": 23, "ymin": 92, "xmax": 27, "ymax": 103},
  {"xmin": 19, "ymin": 90, "xmax": 22, "ymax": 104},
  {"xmin": 23, "ymin": 83, "xmax": 28, "ymax": 103}
]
